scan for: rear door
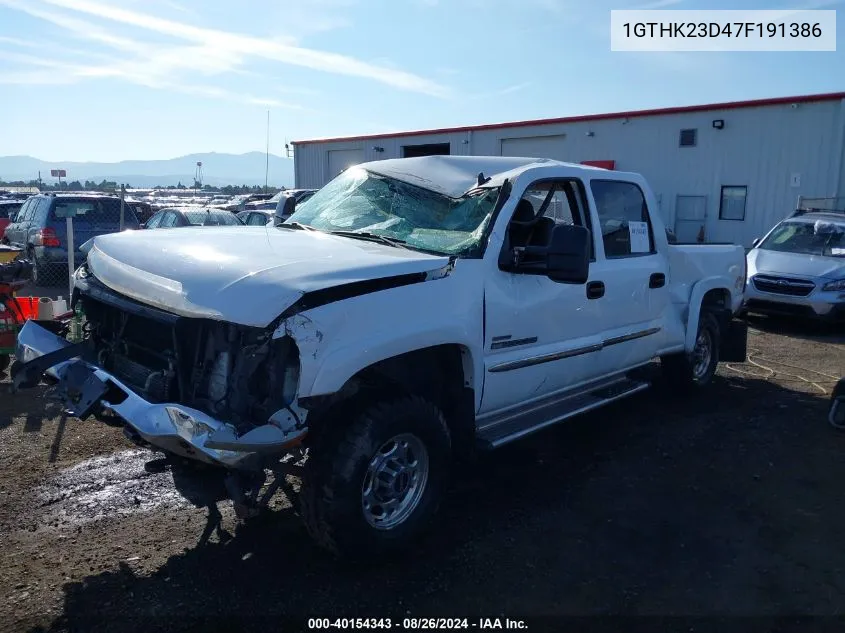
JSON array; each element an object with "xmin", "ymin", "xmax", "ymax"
[{"xmin": 585, "ymin": 178, "xmax": 671, "ymax": 372}]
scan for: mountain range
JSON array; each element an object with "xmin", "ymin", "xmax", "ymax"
[{"xmin": 0, "ymin": 152, "xmax": 295, "ymax": 188}]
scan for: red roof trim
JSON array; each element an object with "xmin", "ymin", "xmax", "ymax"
[{"xmin": 292, "ymin": 91, "xmax": 845, "ymax": 146}]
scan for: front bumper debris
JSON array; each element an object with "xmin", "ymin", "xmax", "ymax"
[{"xmin": 13, "ymin": 320, "xmax": 306, "ymax": 470}]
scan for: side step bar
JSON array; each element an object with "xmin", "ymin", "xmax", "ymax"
[{"xmin": 477, "ymin": 377, "xmax": 650, "ymax": 449}]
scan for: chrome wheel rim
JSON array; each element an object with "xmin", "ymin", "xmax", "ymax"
[
  {"xmin": 361, "ymin": 433, "xmax": 429, "ymax": 530},
  {"xmin": 692, "ymin": 329, "xmax": 713, "ymax": 380}
]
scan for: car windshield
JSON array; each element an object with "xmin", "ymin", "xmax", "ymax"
[
  {"xmin": 285, "ymin": 167, "xmax": 501, "ymax": 256},
  {"xmin": 184, "ymin": 210, "xmax": 241, "ymax": 226},
  {"xmin": 759, "ymin": 219, "xmax": 845, "ymax": 257}
]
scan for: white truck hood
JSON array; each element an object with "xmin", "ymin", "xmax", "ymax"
[{"xmin": 84, "ymin": 227, "xmax": 449, "ymax": 327}]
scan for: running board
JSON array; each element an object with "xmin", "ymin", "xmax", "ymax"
[{"xmin": 476, "ymin": 378, "xmax": 650, "ymax": 449}]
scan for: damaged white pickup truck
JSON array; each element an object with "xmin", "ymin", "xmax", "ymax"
[{"xmin": 12, "ymin": 156, "xmax": 748, "ymax": 559}]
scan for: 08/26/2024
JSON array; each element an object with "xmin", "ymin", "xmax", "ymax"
[{"xmin": 307, "ymin": 618, "xmax": 528, "ymax": 630}]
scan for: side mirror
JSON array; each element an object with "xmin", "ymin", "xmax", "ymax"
[
  {"xmin": 507, "ymin": 224, "xmax": 591, "ymax": 284},
  {"xmin": 139, "ymin": 222, "xmax": 146, "ymax": 229},
  {"xmin": 751, "ymin": 237, "xmax": 761, "ymax": 248},
  {"xmin": 544, "ymin": 224, "xmax": 591, "ymax": 283}
]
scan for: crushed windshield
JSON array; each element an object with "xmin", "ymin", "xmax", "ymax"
[
  {"xmin": 759, "ymin": 219, "xmax": 845, "ymax": 257},
  {"xmin": 285, "ymin": 166, "xmax": 500, "ymax": 255}
]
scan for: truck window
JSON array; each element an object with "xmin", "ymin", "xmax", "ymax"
[
  {"xmin": 507, "ymin": 180, "xmax": 593, "ymax": 259},
  {"xmin": 590, "ymin": 180, "xmax": 654, "ymax": 258}
]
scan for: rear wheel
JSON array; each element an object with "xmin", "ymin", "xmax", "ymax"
[
  {"xmin": 300, "ymin": 395, "xmax": 451, "ymax": 560},
  {"xmin": 0, "ymin": 354, "xmax": 10, "ymax": 374},
  {"xmin": 28, "ymin": 250, "xmax": 48, "ymax": 286},
  {"xmin": 661, "ymin": 311, "xmax": 721, "ymax": 390}
]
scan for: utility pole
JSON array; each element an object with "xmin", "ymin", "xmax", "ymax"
[{"xmin": 265, "ymin": 110, "xmax": 270, "ymax": 194}]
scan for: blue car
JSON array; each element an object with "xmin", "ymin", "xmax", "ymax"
[{"xmin": 1, "ymin": 193, "xmax": 140, "ymax": 286}]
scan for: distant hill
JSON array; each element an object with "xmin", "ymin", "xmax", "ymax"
[{"xmin": 0, "ymin": 152, "xmax": 295, "ymax": 188}]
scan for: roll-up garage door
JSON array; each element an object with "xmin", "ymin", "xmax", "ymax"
[
  {"xmin": 500, "ymin": 134, "xmax": 567, "ymax": 161},
  {"xmin": 327, "ymin": 148, "xmax": 364, "ymax": 180}
]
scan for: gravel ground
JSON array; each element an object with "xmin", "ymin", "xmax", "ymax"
[{"xmin": 0, "ymin": 317, "xmax": 843, "ymax": 633}]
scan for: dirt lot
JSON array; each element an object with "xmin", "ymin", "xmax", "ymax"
[{"xmin": 0, "ymin": 318, "xmax": 843, "ymax": 632}]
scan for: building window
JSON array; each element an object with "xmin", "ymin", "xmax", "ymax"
[
  {"xmin": 402, "ymin": 143, "xmax": 450, "ymax": 158},
  {"xmin": 679, "ymin": 129, "xmax": 697, "ymax": 147},
  {"xmin": 719, "ymin": 186, "xmax": 747, "ymax": 221}
]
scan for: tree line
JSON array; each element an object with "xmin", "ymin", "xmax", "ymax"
[{"xmin": 0, "ymin": 179, "xmax": 282, "ymax": 195}]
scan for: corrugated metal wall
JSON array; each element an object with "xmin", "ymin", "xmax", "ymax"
[{"xmin": 294, "ymin": 98, "xmax": 845, "ymax": 246}]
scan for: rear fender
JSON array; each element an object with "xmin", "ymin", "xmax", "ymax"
[{"xmin": 685, "ymin": 276, "xmax": 735, "ymax": 352}]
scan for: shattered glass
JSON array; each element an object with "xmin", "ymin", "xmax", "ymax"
[{"xmin": 285, "ymin": 167, "xmax": 500, "ymax": 255}]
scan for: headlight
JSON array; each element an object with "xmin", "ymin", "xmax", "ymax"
[{"xmin": 822, "ymin": 279, "xmax": 845, "ymax": 291}]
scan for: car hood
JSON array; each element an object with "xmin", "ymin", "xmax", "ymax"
[
  {"xmin": 748, "ymin": 248, "xmax": 845, "ymax": 279},
  {"xmin": 84, "ymin": 227, "xmax": 450, "ymax": 327}
]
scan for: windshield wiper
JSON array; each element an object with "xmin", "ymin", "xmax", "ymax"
[
  {"xmin": 328, "ymin": 230, "xmax": 411, "ymax": 249},
  {"xmin": 278, "ymin": 222, "xmax": 319, "ymax": 232}
]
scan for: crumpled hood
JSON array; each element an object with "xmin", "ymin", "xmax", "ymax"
[
  {"xmin": 749, "ymin": 248, "xmax": 845, "ymax": 280},
  {"xmin": 84, "ymin": 227, "xmax": 449, "ymax": 327}
]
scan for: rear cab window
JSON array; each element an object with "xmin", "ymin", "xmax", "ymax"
[
  {"xmin": 49, "ymin": 198, "xmax": 139, "ymax": 227},
  {"xmin": 590, "ymin": 180, "xmax": 655, "ymax": 258}
]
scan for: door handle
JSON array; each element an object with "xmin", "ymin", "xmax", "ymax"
[
  {"xmin": 649, "ymin": 273, "xmax": 666, "ymax": 289},
  {"xmin": 586, "ymin": 281, "xmax": 605, "ymax": 300}
]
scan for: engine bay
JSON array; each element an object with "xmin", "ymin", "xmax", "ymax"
[{"xmin": 77, "ymin": 280, "xmax": 300, "ymax": 433}]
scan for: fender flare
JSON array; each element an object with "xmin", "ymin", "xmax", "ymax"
[
  {"xmin": 303, "ymin": 330, "xmax": 483, "ymax": 407},
  {"xmin": 684, "ymin": 276, "xmax": 734, "ymax": 352}
]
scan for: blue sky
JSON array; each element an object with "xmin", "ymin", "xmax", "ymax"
[{"xmin": 0, "ymin": 0, "xmax": 842, "ymax": 162}]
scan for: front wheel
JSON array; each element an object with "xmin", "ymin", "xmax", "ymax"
[
  {"xmin": 300, "ymin": 395, "xmax": 451, "ymax": 560},
  {"xmin": 661, "ymin": 311, "xmax": 721, "ymax": 390}
]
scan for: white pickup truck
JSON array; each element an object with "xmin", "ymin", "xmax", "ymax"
[{"xmin": 13, "ymin": 156, "xmax": 748, "ymax": 559}]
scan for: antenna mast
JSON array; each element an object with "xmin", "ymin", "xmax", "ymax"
[{"xmin": 265, "ymin": 110, "xmax": 270, "ymax": 193}]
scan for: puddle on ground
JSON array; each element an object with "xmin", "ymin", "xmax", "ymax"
[{"xmin": 36, "ymin": 449, "xmax": 228, "ymax": 527}]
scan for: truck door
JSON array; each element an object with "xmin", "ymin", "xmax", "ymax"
[
  {"xmin": 480, "ymin": 178, "xmax": 606, "ymax": 415},
  {"xmin": 584, "ymin": 178, "xmax": 671, "ymax": 373}
]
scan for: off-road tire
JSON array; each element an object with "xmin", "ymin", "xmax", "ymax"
[
  {"xmin": 300, "ymin": 395, "xmax": 451, "ymax": 560},
  {"xmin": 661, "ymin": 310, "xmax": 721, "ymax": 390},
  {"xmin": 0, "ymin": 354, "xmax": 10, "ymax": 374}
]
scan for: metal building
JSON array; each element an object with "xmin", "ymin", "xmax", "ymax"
[{"xmin": 292, "ymin": 92, "xmax": 845, "ymax": 246}]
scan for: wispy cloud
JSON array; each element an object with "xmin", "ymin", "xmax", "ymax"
[
  {"xmin": 466, "ymin": 81, "xmax": 533, "ymax": 101},
  {"xmin": 12, "ymin": 0, "xmax": 449, "ymax": 97}
]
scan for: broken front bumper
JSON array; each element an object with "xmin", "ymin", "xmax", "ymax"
[{"xmin": 13, "ymin": 320, "xmax": 305, "ymax": 470}]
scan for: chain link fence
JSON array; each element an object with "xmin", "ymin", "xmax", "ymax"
[{"xmin": 3, "ymin": 189, "xmax": 139, "ymax": 293}]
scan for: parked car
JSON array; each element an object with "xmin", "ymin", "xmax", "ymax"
[
  {"xmin": 13, "ymin": 156, "xmax": 747, "ymax": 559},
  {"xmin": 243, "ymin": 189, "xmax": 318, "ymax": 212},
  {"xmin": 236, "ymin": 209, "xmax": 273, "ymax": 226},
  {"xmin": 143, "ymin": 207, "xmax": 244, "ymax": 229},
  {"xmin": 127, "ymin": 200, "xmax": 155, "ymax": 224},
  {"xmin": 743, "ymin": 210, "xmax": 845, "ymax": 321},
  {"xmin": 0, "ymin": 200, "xmax": 24, "ymax": 241},
  {"xmin": 2, "ymin": 193, "xmax": 139, "ymax": 285},
  {"xmin": 214, "ymin": 193, "xmax": 276, "ymax": 212}
]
